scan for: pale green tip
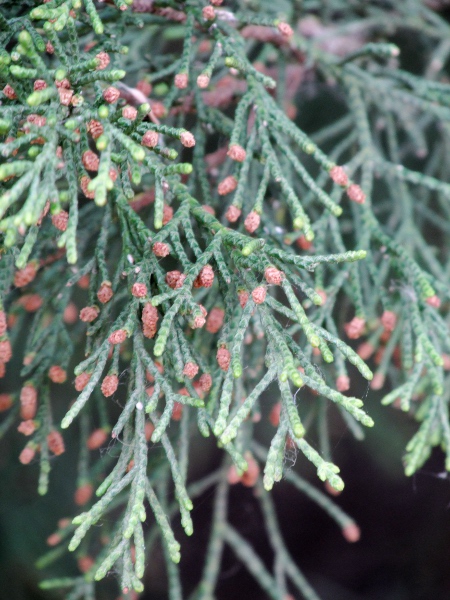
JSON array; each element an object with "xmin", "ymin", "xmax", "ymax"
[
  {"xmin": 290, "ymin": 373, "xmax": 304, "ymax": 388},
  {"xmin": 293, "ymin": 217, "xmax": 304, "ymax": 230},
  {"xmin": 233, "ymin": 366, "xmax": 242, "ymax": 378},
  {"xmin": 293, "ymin": 424, "xmax": 305, "ymax": 438},
  {"xmin": 310, "ymin": 334, "xmax": 320, "ymax": 348},
  {"xmin": 330, "ymin": 479, "xmax": 345, "ymax": 492},
  {"xmin": 263, "ymin": 476, "xmax": 274, "ymax": 491},
  {"xmin": 60, "ymin": 416, "xmax": 71, "ymax": 429}
]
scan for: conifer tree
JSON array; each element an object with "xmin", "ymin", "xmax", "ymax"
[{"xmin": 1, "ymin": 1, "xmax": 450, "ymax": 598}]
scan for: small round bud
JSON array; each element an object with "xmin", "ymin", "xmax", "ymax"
[
  {"xmin": 87, "ymin": 120, "xmax": 104, "ymax": 139},
  {"xmin": 51, "ymin": 210, "xmax": 69, "ymax": 232},
  {"xmin": 277, "ymin": 22, "xmax": 293, "ymax": 39},
  {"xmin": 240, "ymin": 453, "xmax": 260, "ymax": 487},
  {"xmin": 87, "ymin": 428, "xmax": 108, "ymax": 450},
  {"xmin": 252, "ymin": 286, "xmax": 266, "ymax": 304},
  {"xmin": 0, "ymin": 313, "xmax": 6, "ymax": 338},
  {"xmin": 244, "ymin": 211, "xmax": 260, "ymax": 233},
  {"xmin": 122, "ymin": 105, "xmax": 138, "ymax": 120},
  {"xmin": 194, "ymin": 264, "xmax": 214, "ymax": 288},
  {"xmin": 108, "ymin": 329, "xmax": 127, "ymax": 345},
  {"xmin": 357, "ymin": 342, "xmax": 375, "ymax": 360},
  {"xmin": 152, "ymin": 242, "xmax": 170, "ymax": 257},
  {"xmin": 342, "ymin": 523, "xmax": 361, "ymax": 543},
  {"xmin": 3, "ymin": 84, "xmax": 17, "ymax": 100},
  {"xmin": 137, "ymin": 80, "xmax": 152, "ymax": 96},
  {"xmin": 58, "ymin": 88, "xmax": 74, "ymax": 106},
  {"xmin": 18, "ymin": 420, "xmax": 36, "ymax": 436},
  {"xmin": 0, "ymin": 393, "xmax": 13, "ymax": 412},
  {"xmin": 80, "ymin": 306, "xmax": 99, "ymax": 322},
  {"xmin": 48, "ymin": 365, "xmax": 67, "ymax": 383},
  {"xmin": 180, "ymin": 130, "xmax": 196, "ymax": 147},
  {"xmin": 174, "ymin": 73, "xmax": 189, "ymax": 89},
  {"xmin": 97, "ymin": 282, "xmax": 113, "ymax": 304},
  {"xmin": 227, "ymin": 465, "xmax": 241, "ymax": 485},
  {"xmin": 227, "ymin": 144, "xmax": 246, "ymax": 162},
  {"xmin": 74, "ymin": 484, "xmax": 93, "ymax": 506},
  {"xmin": 165, "ymin": 270, "xmax": 186, "ymax": 289},
  {"xmin": 33, "ymin": 79, "xmax": 47, "ymax": 91},
  {"xmin": 102, "ymin": 86, "xmax": 120, "ymax": 103},
  {"xmin": 206, "ymin": 307, "xmax": 224, "ymax": 333},
  {"xmin": 426, "ymin": 295, "xmax": 441, "ymax": 308},
  {"xmin": 142, "ymin": 130, "xmax": 159, "ymax": 148},
  {"xmin": 344, "ymin": 317, "xmax": 365, "ymax": 339},
  {"xmin": 197, "ymin": 74, "xmax": 210, "ymax": 88},
  {"xmin": 14, "ymin": 262, "xmax": 38, "ymax": 287},
  {"xmin": 77, "ymin": 274, "xmax": 90, "ymax": 289},
  {"xmin": 269, "ymin": 402, "xmax": 281, "ymax": 427},
  {"xmin": 95, "ymin": 51, "xmax": 110, "ymax": 70},
  {"xmin": 151, "ymin": 101, "xmax": 167, "ymax": 119},
  {"xmin": 47, "ymin": 430, "xmax": 65, "ymax": 455},
  {"xmin": 27, "ymin": 114, "xmax": 46, "ymax": 127},
  {"xmin": 132, "ymin": 282, "xmax": 147, "ymax": 297},
  {"xmin": 346, "ymin": 184, "xmax": 366, "ymax": 204},
  {"xmin": 218, "ymin": 175, "xmax": 238, "ymax": 195},
  {"xmin": 46, "ymin": 533, "xmax": 61, "ymax": 546},
  {"xmin": 336, "ymin": 375, "xmax": 350, "ymax": 392},
  {"xmin": 172, "ymin": 401, "xmax": 183, "ymax": 421},
  {"xmin": 162, "ymin": 204, "xmax": 173, "ymax": 225},
  {"xmin": 75, "ymin": 372, "xmax": 91, "ymax": 392},
  {"xmin": 19, "ymin": 445, "xmax": 36, "ymax": 464},
  {"xmin": 55, "ymin": 78, "xmax": 70, "ymax": 89},
  {"xmin": 142, "ymin": 303, "xmax": 159, "ymax": 339},
  {"xmin": 217, "ymin": 347, "xmax": 231, "ymax": 371},
  {"xmin": 238, "ymin": 290, "xmax": 249, "ymax": 309},
  {"xmin": 82, "ymin": 150, "xmax": 100, "ymax": 171},
  {"xmin": 183, "ymin": 362, "xmax": 199, "ymax": 379},
  {"xmin": 264, "ymin": 267, "xmax": 284, "ymax": 285},
  {"xmin": 0, "ymin": 340, "xmax": 11, "ymax": 363},
  {"xmin": 225, "ymin": 205, "xmax": 241, "ymax": 222},
  {"xmin": 370, "ymin": 372, "xmax": 385, "ymax": 390},
  {"xmin": 20, "ymin": 385, "xmax": 37, "ymax": 420},
  {"xmin": 191, "ymin": 304, "xmax": 207, "ymax": 329},
  {"xmin": 381, "ymin": 310, "xmax": 397, "ymax": 332},
  {"xmin": 202, "ymin": 6, "xmax": 215, "ymax": 20},
  {"xmin": 199, "ymin": 373, "xmax": 212, "ymax": 392},
  {"xmin": 101, "ymin": 374, "xmax": 119, "ymax": 397},
  {"xmin": 80, "ymin": 176, "xmax": 95, "ymax": 199},
  {"xmin": 296, "ymin": 235, "xmax": 312, "ymax": 250},
  {"xmin": 20, "ymin": 297, "xmax": 42, "ymax": 316},
  {"xmin": 329, "ymin": 165, "xmax": 348, "ymax": 187}
]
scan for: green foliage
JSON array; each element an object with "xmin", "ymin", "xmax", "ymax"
[{"xmin": 1, "ymin": 0, "xmax": 450, "ymax": 598}]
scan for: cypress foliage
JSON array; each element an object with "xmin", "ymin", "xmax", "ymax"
[{"xmin": 1, "ymin": 1, "xmax": 450, "ymax": 597}]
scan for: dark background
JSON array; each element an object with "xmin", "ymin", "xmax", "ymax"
[{"xmin": 1, "ymin": 394, "xmax": 450, "ymax": 600}]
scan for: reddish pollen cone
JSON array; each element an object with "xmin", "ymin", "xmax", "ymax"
[{"xmin": 342, "ymin": 522, "xmax": 361, "ymax": 543}]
